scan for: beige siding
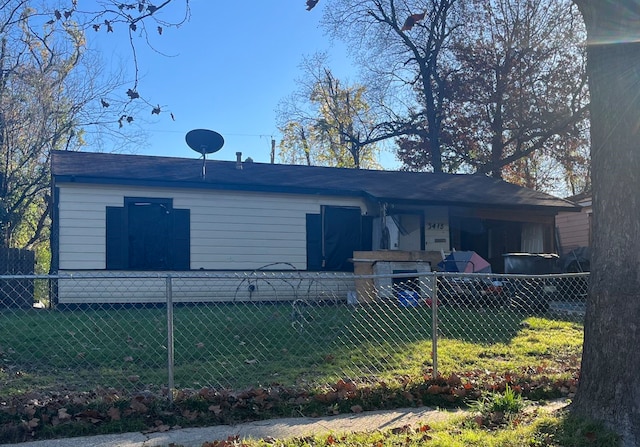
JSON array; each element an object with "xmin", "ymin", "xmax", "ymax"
[
  {"xmin": 56, "ymin": 183, "xmax": 369, "ymax": 271},
  {"xmin": 424, "ymin": 206, "xmax": 449, "ymax": 252},
  {"xmin": 56, "ymin": 272, "xmax": 356, "ymax": 304},
  {"xmin": 556, "ymin": 211, "xmax": 591, "ymax": 253}
]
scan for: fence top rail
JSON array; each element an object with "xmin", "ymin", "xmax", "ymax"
[
  {"xmin": 0, "ymin": 271, "xmax": 591, "ymax": 281},
  {"xmin": 0, "ymin": 271, "xmax": 356, "ymax": 280},
  {"xmin": 433, "ymin": 272, "xmax": 590, "ymax": 279}
]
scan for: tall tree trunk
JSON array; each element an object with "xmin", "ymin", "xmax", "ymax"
[
  {"xmin": 571, "ymin": 2, "xmax": 640, "ymax": 445},
  {"xmin": 490, "ymin": 100, "xmax": 504, "ymax": 179}
]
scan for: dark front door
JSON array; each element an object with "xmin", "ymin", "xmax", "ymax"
[{"xmin": 128, "ymin": 202, "xmax": 171, "ymax": 270}]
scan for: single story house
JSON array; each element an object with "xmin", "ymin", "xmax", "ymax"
[
  {"xmin": 556, "ymin": 192, "xmax": 592, "ymax": 255},
  {"xmin": 50, "ymin": 151, "xmax": 578, "ymax": 304},
  {"xmin": 555, "ymin": 192, "xmax": 591, "ymax": 273}
]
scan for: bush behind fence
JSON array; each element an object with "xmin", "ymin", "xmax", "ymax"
[{"xmin": 0, "ymin": 271, "xmax": 588, "ymax": 400}]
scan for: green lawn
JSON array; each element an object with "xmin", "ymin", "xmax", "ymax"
[
  {"xmin": 0, "ymin": 302, "xmax": 583, "ymax": 398},
  {"xmin": 165, "ymin": 411, "xmax": 617, "ymax": 447}
]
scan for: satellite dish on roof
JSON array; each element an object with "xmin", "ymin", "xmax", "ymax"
[
  {"xmin": 186, "ymin": 129, "xmax": 224, "ymax": 155},
  {"xmin": 185, "ymin": 129, "xmax": 224, "ymax": 178}
]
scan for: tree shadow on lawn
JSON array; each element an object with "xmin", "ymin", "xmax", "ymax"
[{"xmin": 0, "ymin": 302, "xmax": 583, "ymax": 399}]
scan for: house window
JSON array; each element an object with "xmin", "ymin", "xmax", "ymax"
[
  {"xmin": 306, "ymin": 206, "xmax": 372, "ymax": 272},
  {"xmin": 106, "ymin": 198, "xmax": 190, "ymax": 270},
  {"xmin": 521, "ymin": 223, "xmax": 544, "ymax": 253}
]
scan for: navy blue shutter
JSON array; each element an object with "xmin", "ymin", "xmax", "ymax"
[
  {"xmin": 323, "ymin": 207, "xmax": 361, "ymax": 272},
  {"xmin": 306, "ymin": 214, "xmax": 323, "ymax": 271},
  {"xmin": 361, "ymin": 215, "xmax": 373, "ymax": 251},
  {"xmin": 106, "ymin": 207, "xmax": 126, "ymax": 269},
  {"xmin": 172, "ymin": 209, "xmax": 190, "ymax": 270}
]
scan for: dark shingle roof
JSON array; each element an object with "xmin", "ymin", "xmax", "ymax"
[{"xmin": 51, "ymin": 151, "xmax": 578, "ymax": 211}]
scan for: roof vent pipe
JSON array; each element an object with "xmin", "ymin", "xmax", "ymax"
[{"xmin": 236, "ymin": 152, "xmax": 243, "ymax": 170}]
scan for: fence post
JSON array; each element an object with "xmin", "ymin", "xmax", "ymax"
[
  {"xmin": 431, "ymin": 272, "xmax": 439, "ymax": 380},
  {"xmin": 166, "ymin": 275, "xmax": 175, "ymax": 404}
]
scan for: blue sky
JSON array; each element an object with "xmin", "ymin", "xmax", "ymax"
[{"xmin": 89, "ymin": 1, "xmax": 382, "ymax": 166}]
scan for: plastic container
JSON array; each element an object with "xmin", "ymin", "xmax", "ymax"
[{"xmin": 398, "ymin": 290, "xmax": 420, "ymax": 307}]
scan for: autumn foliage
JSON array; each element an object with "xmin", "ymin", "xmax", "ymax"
[{"xmin": 0, "ymin": 362, "xmax": 579, "ymax": 442}]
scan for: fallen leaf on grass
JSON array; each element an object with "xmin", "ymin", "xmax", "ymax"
[
  {"xmin": 314, "ymin": 391, "xmax": 338, "ymax": 403},
  {"xmin": 130, "ymin": 400, "xmax": 148, "ymax": 413},
  {"xmin": 107, "ymin": 407, "xmax": 121, "ymax": 420},
  {"xmin": 201, "ymin": 436, "xmax": 243, "ymax": 447},
  {"xmin": 335, "ymin": 379, "xmax": 357, "ymax": 392},
  {"xmin": 181, "ymin": 409, "xmax": 200, "ymax": 421},
  {"xmin": 391, "ymin": 425, "xmax": 411, "ymax": 434},
  {"xmin": 72, "ymin": 395, "xmax": 89, "ymax": 405},
  {"xmin": 452, "ymin": 387, "xmax": 467, "ymax": 397},
  {"xmin": 86, "ymin": 417, "xmax": 101, "ymax": 424},
  {"xmin": 447, "ymin": 373, "xmax": 462, "ymax": 386},
  {"xmin": 426, "ymin": 385, "xmax": 443, "ymax": 394},
  {"xmin": 142, "ymin": 424, "xmax": 171, "ymax": 434},
  {"xmin": 24, "ymin": 405, "xmax": 36, "ymax": 417},
  {"xmin": 76, "ymin": 409, "xmax": 102, "ymax": 422}
]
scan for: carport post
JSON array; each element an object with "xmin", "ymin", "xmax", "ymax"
[
  {"xmin": 166, "ymin": 275, "xmax": 175, "ymax": 404},
  {"xmin": 431, "ymin": 273, "xmax": 439, "ymax": 380}
]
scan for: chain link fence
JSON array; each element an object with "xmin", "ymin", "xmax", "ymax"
[{"xmin": 0, "ymin": 271, "xmax": 587, "ymax": 401}]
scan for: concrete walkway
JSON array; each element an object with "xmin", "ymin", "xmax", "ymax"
[
  {"xmin": 1, "ymin": 400, "xmax": 569, "ymax": 447},
  {"xmin": 1, "ymin": 406, "xmax": 466, "ymax": 447}
]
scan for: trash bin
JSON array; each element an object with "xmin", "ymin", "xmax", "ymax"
[
  {"xmin": 503, "ymin": 253, "xmax": 560, "ymax": 274},
  {"xmin": 503, "ymin": 253, "xmax": 560, "ymax": 312},
  {"xmin": 398, "ymin": 290, "xmax": 420, "ymax": 307}
]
